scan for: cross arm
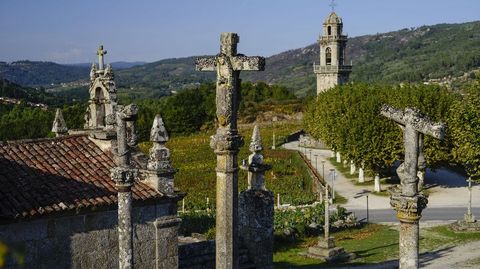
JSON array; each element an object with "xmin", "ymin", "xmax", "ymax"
[
  {"xmin": 380, "ymin": 104, "xmax": 445, "ymax": 139},
  {"xmin": 231, "ymin": 56, "xmax": 265, "ymax": 71},
  {"xmin": 195, "ymin": 57, "xmax": 216, "ymax": 71}
]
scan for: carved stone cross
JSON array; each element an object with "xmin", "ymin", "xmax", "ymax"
[
  {"xmin": 380, "ymin": 105, "xmax": 445, "ymax": 196},
  {"xmin": 97, "ymin": 45, "xmax": 107, "ymax": 70},
  {"xmin": 196, "ymin": 33, "xmax": 265, "ymax": 269},
  {"xmin": 196, "ymin": 33, "xmax": 265, "ymax": 134},
  {"xmin": 380, "ymin": 105, "xmax": 445, "ymax": 269}
]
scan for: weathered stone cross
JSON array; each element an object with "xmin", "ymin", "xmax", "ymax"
[
  {"xmin": 380, "ymin": 105, "xmax": 445, "ymax": 269},
  {"xmin": 97, "ymin": 45, "xmax": 107, "ymax": 70},
  {"xmin": 196, "ymin": 32, "xmax": 265, "ymax": 269}
]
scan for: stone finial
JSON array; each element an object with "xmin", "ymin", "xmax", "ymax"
[
  {"xmin": 241, "ymin": 125, "xmax": 271, "ymax": 191},
  {"xmin": 90, "ymin": 63, "xmax": 97, "ymax": 80},
  {"xmin": 104, "ymin": 64, "xmax": 114, "ymax": 78},
  {"xmin": 150, "ymin": 114, "xmax": 169, "ymax": 143},
  {"xmin": 51, "ymin": 108, "xmax": 68, "ymax": 137},
  {"xmin": 249, "ymin": 125, "xmax": 262, "ymax": 153},
  {"xmin": 147, "ymin": 115, "xmax": 175, "ymax": 194}
]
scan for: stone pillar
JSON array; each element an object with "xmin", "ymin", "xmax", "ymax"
[
  {"xmin": 51, "ymin": 108, "xmax": 68, "ymax": 137},
  {"xmin": 336, "ymin": 152, "xmax": 341, "ymax": 163},
  {"xmin": 358, "ymin": 167, "xmax": 365, "ymax": 183},
  {"xmin": 465, "ymin": 178, "xmax": 476, "ymax": 223},
  {"xmin": 374, "ymin": 174, "xmax": 381, "ymax": 192},
  {"xmin": 350, "ymin": 161, "xmax": 356, "ymax": 175},
  {"xmin": 196, "ymin": 32, "xmax": 265, "ymax": 269},
  {"xmin": 417, "ymin": 134, "xmax": 426, "ymax": 191},
  {"xmin": 155, "ymin": 216, "xmax": 182, "ymax": 269},
  {"xmin": 239, "ymin": 125, "xmax": 274, "ymax": 269},
  {"xmin": 111, "ymin": 104, "xmax": 139, "ymax": 269}
]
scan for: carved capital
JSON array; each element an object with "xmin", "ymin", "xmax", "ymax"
[
  {"xmin": 111, "ymin": 166, "xmax": 138, "ymax": 191},
  {"xmin": 390, "ymin": 188, "xmax": 428, "ymax": 223},
  {"xmin": 210, "ymin": 132, "xmax": 244, "ymax": 152}
]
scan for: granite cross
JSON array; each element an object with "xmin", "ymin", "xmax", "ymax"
[
  {"xmin": 380, "ymin": 104, "xmax": 445, "ymax": 269},
  {"xmin": 97, "ymin": 45, "xmax": 107, "ymax": 70},
  {"xmin": 196, "ymin": 32, "xmax": 265, "ymax": 269}
]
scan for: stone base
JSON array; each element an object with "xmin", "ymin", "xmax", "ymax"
[
  {"xmin": 464, "ymin": 213, "xmax": 476, "ymax": 223},
  {"xmin": 304, "ymin": 237, "xmax": 356, "ymax": 262},
  {"xmin": 451, "ymin": 220, "xmax": 480, "ymax": 232}
]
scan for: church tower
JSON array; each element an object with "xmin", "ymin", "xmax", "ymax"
[
  {"xmin": 84, "ymin": 45, "xmax": 118, "ymax": 130},
  {"xmin": 314, "ymin": 11, "xmax": 352, "ymax": 94}
]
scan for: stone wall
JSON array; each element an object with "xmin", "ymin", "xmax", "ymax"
[{"xmin": 0, "ymin": 202, "xmax": 178, "ymax": 269}]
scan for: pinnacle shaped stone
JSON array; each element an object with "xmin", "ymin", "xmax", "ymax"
[
  {"xmin": 150, "ymin": 114, "xmax": 169, "ymax": 143},
  {"xmin": 249, "ymin": 125, "xmax": 263, "ymax": 152},
  {"xmin": 52, "ymin": 108, "xmax": 68, "ymax": 134}
]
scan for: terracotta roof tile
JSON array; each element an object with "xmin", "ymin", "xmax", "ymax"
[{"xmin": 0, "ymin": 135, "xmax": 163, "ymax": 220}]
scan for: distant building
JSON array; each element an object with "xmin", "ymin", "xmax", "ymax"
[{"xmin": 314, "ymin": 11, "xmax": 352, "ymax": 94}]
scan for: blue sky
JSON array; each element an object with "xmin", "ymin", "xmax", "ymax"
[{"xmin": 0, "ymin": 0, "xmax": 478, "ymax": 63}]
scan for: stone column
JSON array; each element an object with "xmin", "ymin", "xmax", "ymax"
[
  {"xmin": 196, "ymin": 32, "xmax": 265, "ymax": 269},
  {"xmin": 350, "ymin": 161, "xmax": 356, "ymax": 175},
  {"xmin": 111, "ymin": 104, "xmax": 139, "ymax": 269},
  {"xmin": 374, "ymin": 174, "xmax": 381, "ymax": 192},
  {"xmin": 239, "ymin": 125, "xmax": 274, "ymax": 269}
]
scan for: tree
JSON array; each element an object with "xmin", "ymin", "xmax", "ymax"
[{"xmin": 449, "ymin": 78, "xmax": 480, "ymax": 179}]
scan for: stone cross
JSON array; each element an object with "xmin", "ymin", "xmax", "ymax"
[
  {"xmin": 97, "ymin": 45, "xmax": 107, "ymax": 70},
  {"xmin": 196, "ymin": 32, "xmax": 265, "ymax": 269},
  {"xmin": 110, "ymin": 104, "xmax": 139, "ymax": 269},
  {"xmin": 465, "ymin": 177, "xmax": 476, "ymax": 223},
  {"xmin": 51, "ymin": 108, "xmax": 68, "ymax": 137},
  {"xmin": 380, "ymin": 105, "xmax": 445, "ymax": 269}
]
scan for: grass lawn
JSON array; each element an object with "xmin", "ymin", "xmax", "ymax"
[{"xmin": 273, "ymin": 223, "xmax": 480, "ymax": 268}]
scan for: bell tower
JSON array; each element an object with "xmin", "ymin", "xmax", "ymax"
[{"xmin": 314, "ymin": 11, "xmax": 352, "ymax": 94}]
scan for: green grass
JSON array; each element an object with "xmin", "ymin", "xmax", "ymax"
[{"xmin": 273, "ymin": 223, "xmax": 480, "ymax": 267}]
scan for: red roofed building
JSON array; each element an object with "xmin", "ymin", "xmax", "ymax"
[{"xmin": 0, "ymin": 48, "xmax": 183, "ymax": 269}]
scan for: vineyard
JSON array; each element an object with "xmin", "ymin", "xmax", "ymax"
[{"xmin": 140, "ymin": 122, "xmax": 316, "ymax": 210}]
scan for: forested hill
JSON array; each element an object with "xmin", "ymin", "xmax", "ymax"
[
  {"xmin": 0, "ymin": 61, "xmax": 89, "ymax": 87},
  {"xmin": 2, "ymin": 21, "xmax": 479, "ymax": 96}
]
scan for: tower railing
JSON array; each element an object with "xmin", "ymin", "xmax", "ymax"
[{"xmin": 313, "ymin": 63, "xmax": 352, "ymax": 73}]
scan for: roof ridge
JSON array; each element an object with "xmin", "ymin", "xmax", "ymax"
[{"xmin": 1, "ymin": 134, "xmax": 87, "ymax": 145}]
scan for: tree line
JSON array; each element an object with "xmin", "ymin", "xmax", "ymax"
[{"xmin": 304, "ymin": 77, "xmax": 480, "ymax": 180}]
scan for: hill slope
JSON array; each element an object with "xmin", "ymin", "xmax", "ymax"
[
  {"xmin": 0, "ymin": 61, "xmax": 89, "ymax": 87},
  {"xmin": 2, "ymin": 21, "xmax": 479, "ymax": 96}
]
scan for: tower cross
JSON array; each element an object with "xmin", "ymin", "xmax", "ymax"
[
  {"xmin": 196, "ymin": 32, "xmax": 265, "ymax": 269},
  {"xmin": 330, "ymin": 0, "xmax": 337, "ymax": 11},
  {"xmin": 97, "ymin": 45, "xmax": 107, "ymax": 70}
]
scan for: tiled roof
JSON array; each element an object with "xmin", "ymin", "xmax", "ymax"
[{"xmin": 0, "ymin": 135, "xmax": 161, "ymax": 220}]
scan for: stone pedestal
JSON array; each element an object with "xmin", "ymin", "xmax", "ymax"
[
  {"xmin": 239, "ymin": 189, "xmax": 274, "ymax": 269},
  {"xmin": 155, "ymin": 216, "xmax": 181, "ymax": 269},
  {"xmin": 306, "ymin": 237, "xmax": 355, "ymax": 262}
]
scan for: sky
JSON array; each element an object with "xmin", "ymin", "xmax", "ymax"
[{"xmin": 0, "ymin": 0, "xmax": 479, "ymax": 64}]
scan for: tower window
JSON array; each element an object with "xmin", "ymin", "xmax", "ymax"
[
  {"xmin": 327, "ymin": 26, "xmax": 332, "ymax": 36},
  {"xmin": 326, "ymin": 47, "xmax": 332, "ymax": 65}
]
